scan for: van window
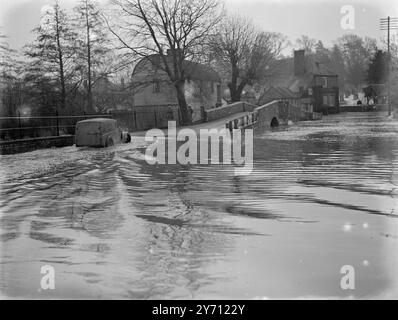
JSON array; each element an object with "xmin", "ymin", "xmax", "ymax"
[
  {"xmin": 101, "ymin": 121, "xmax": 116, "ymax": 132},
  {"xmin": 77, "ymin": 122, "xmax": 101, "ymax": 133}
]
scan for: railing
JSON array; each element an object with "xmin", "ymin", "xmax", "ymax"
[
  {"xmin": 205, "ymin": 102, "xmax": 258, "ymax": 122},
  {"xmin": 224, "ymin": 99, "xmax": 319, "ymax": 131},
  {"xmin": 0, "ymin": 113, "xmax": 112, "ymax": 141},
  {"xmin": 225, "ymin": 112, "xmax": 258, "ymax": 131}
]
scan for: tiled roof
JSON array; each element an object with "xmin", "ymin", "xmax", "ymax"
[
  {"xmin": 258, "ymin": 86, "xmax": 299, "ymax": 105},
  {"xmin": 184, "ymin": 60, "xmax": 221, "ymax": 82},
  {"xmin": 133, "ymin": 54, "xmax": 221, "ymax": 82}
]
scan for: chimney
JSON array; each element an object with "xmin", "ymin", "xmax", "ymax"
[{"xmin": 294, "ymin": 50, "xmax": 305, "ymax": 76}]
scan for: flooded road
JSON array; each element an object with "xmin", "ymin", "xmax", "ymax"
[{"xmin": 1, "ymin": 112, "xmax": 398, "ymax": 299}]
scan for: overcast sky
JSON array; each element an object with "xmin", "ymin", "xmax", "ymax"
[{"xmin": 1, "ymin": 0, "xmax": 397, "ymax": 52}]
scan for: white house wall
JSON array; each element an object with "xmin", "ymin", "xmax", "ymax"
[{"xmin": 184, "ymin": 80, "xmax": 219, "ymax": 122}]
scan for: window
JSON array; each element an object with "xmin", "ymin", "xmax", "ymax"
[
  {"xmin": 153, "ymin": 80, "xmax": 160, "ymax": 93},
  {"xmin": 322, "ymin": 77, "xmax": 328, "ymax": 88},
  {"xmin": 328, "ymin": 94, "xmax": 335, "ymax": 106},
  {"xmin": 323, "ymin": 94, "xmax": 335, "ymax": 106}
]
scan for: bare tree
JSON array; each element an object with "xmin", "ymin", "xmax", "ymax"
[
  {"xmin": 337, "ymin": 34, "xmax": 374, "ymax": 91},
  {"xmin": 295, "ymin": 35, "xmax": 317, "ymax": 53},
  {"xmin": 210, "ymin": 15, "xmax": 286, "ymax": 102},
  {"xmin": 107, "ymin": 0, "xmax": 222, "ymax": 125},
  {"xmin": 73, "ymin": 0, "xmax": 111, "ymax": 112},
  {"xmin": 0, "ymin": 31, "xmax": 24, "ymax": 118}
]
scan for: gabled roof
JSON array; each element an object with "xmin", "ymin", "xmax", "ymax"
[
  {"xmin": 272, "ymin": 86, "xmax": 297, "ymax": 99},
  {"xmin": 258, "ymin": 86, "xmax": 298, "ymax": 105},
  {"xmin": 133, "ymin": 54, "xmax": 221, "ymax": 82}
]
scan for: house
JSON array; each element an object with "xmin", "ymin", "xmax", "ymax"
[
  {"xmin": 258, "ymin": 86, "xmax": 300, "ymax": 106},
  {"xmin": 131, "ymin": 50, "xmax": 222, "ymax": 123},
  {"xmin": 263, "ymin": 50, "xmax": 340, "ymax": 114}
]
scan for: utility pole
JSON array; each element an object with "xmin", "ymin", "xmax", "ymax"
[{"xmin": 380, "ymin": 16, "xmax": 398, "ymax": 116}]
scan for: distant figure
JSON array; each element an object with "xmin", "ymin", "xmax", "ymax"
[
  {"xmin": 270, "ymin": 117, "xmax": 279, "ymax": 127},
  {"xmin": 187, "ymin": 105, "xmax": 193, "ymax": 123},
  {"xmin": 166, "ymin": 106, "xmax": 174, "ymax": 120}
]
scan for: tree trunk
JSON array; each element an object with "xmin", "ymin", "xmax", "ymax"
[
  {"xmin": 228, "ymin": 80, "xmax": 246, "ymax": 102},
  {"xmin": 175, "ymin": 81, "xmax": 191, "ymax": 125},
  {"xmin": 228, "ymin": 65, "xmax": 245, "ymax": 102},
  {"xmin": 55, "ymin": 6, "xmax": 66, "ymax": 110},
  {"xmin": 85, "ymin": 0, "xmax": 93, "ymax": 112}
]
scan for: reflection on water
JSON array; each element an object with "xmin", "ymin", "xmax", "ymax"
[{"xmin": 0, "ymin": 112, "xmax": 398, "ymax": 299}]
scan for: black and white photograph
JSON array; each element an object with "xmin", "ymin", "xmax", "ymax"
[{"xmin": 0, "ymin": 0, "xmax": 398, "ymax": 302}]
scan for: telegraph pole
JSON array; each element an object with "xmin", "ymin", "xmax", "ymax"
[{"xmin": 380, "ymin": 16, "xmax": 398, "ymax": 116}]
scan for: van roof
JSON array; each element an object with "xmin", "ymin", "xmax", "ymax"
[{"xmin": 77, "ymin": 118, "xmax": 116, "ymax": 124}]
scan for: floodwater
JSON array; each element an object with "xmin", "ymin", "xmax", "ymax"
[{"xmin": 0, "ymin": 112, "xmax": 398, "ymax": 299}]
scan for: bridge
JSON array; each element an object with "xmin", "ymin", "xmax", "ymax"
[{"xmin": 204, "ymin": 100, "xmax": 321, "ymax": 132}]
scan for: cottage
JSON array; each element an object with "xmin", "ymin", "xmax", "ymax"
[
  {"xmin": 258, "ymin": 86, "xmax": 300, "ymax": 106},
  {"xmin": 131, "ymin": 50, "xmax": 222, "ymax": 123},
  {"xmin": 263, "ymin": 50, "xmax": 340, "ymax": 114}
]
